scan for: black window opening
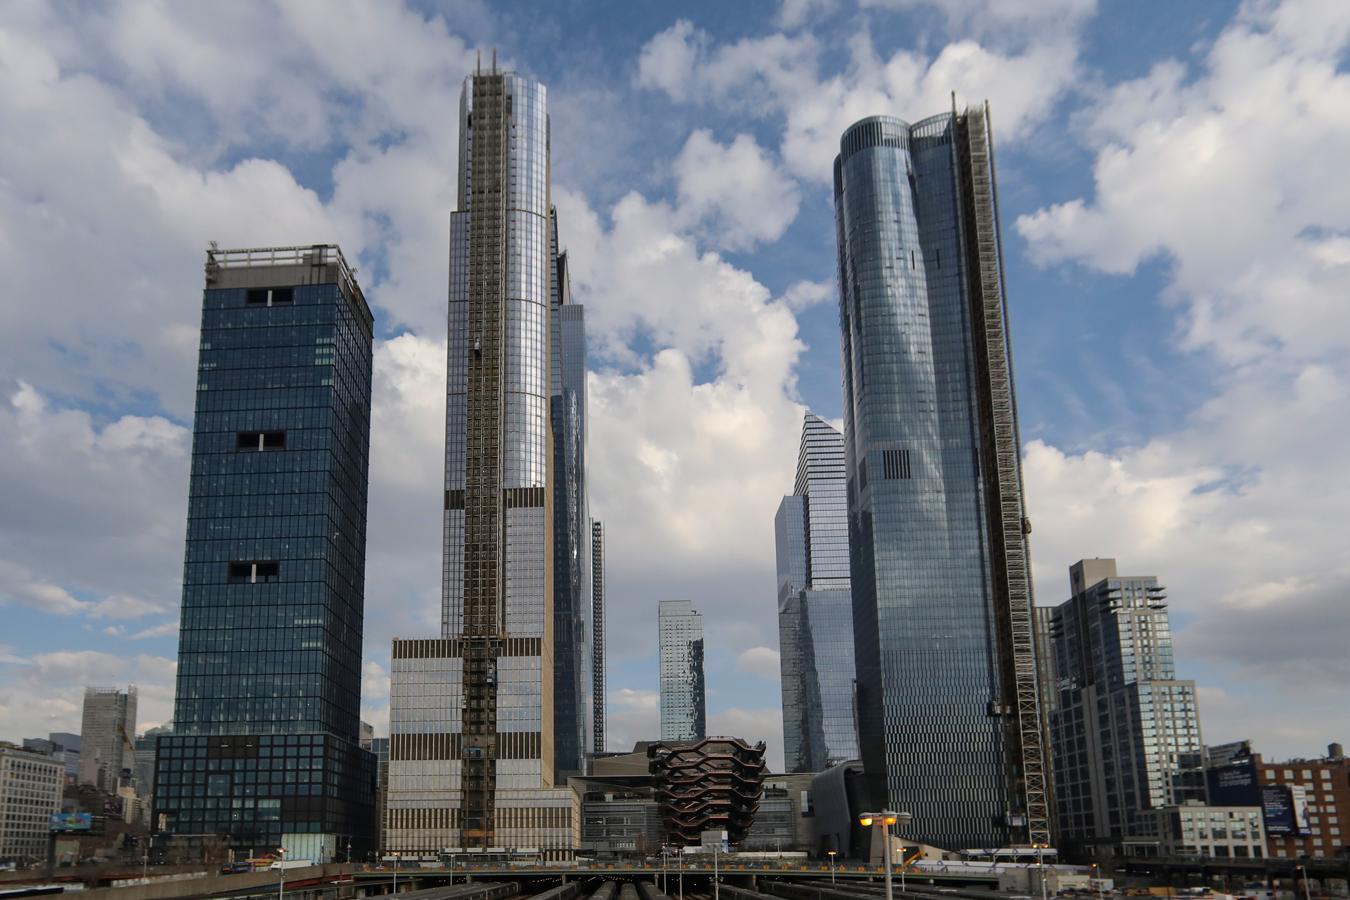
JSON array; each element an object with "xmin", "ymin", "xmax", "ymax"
[
  {"xmin": 882, "ymin": 448, "xmax": 913, "ymax": 480},
  {"xmin": 236, "ymin": 430, "xmax": 286, "ymax": 451},
  {"xmin": 244, "ymin": 287, "xmax": 294, "ymax": 306},
  {"xmin": 228, "ymin": 561, "xmax": 280, "ymax": 584}
]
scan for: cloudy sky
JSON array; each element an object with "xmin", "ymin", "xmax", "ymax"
[{"xmin": 2, "ymin": 0, "xmax": 1349, "ymax": 773}]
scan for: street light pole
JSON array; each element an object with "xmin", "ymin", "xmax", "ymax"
[
  {"xmin": 861, "ymin": 810, "xmax": 911, "ymax": 900},
  {"xmin": 391, "ymin": 850, "xmax": 398, "ymax": 896},
  {"xmin": 895, "ymin": 812, "xmax": 912, "ymax": 894},
  {"xmin": 828, "ymin": 850, "xmax": 836, "ymax": 885},
  {"xmin": 1297, "ymin": 864, "xmax": 1313, "ymax": 900},
  {"xmin": 277, "ymin": 848, "xmax": 286, "ymax": 900},
  {"xmin": 713, "ymin": 842, "xmax": 720, "ymax": 900}
]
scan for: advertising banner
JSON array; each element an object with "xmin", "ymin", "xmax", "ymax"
[
  {"xmin": 49, "ymin": 811, "xmax": 93, "ymax": 832},
  {"xmin": 1262, "ymin": 785, "xmax": 1296, "ymax": 836},
  {"xmin": 1290, "ymin": 784, "xmax": 1311, "ymax": 834},
  {"xmin": 1208, "ymin": 759, "xmax": 1261, "ymax": 806}
]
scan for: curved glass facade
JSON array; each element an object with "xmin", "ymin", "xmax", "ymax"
[{"xmin": 834, "ymin": 109, "xmax": 1045, "ymax": 849}]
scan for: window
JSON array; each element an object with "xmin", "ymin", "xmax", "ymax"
[
  {"xmin": 236, "ymin": 431, "xmax": 286, "ymax": 451},
  {"xmin": 882, "ymin": 448, "xmax": 913, "ymax": 479},
  {"xmin": 245, "ymin": 287, "xmax": 294, "ymax": 306},
  {"xmin": 228, "ymin": 561, "xmax": 280, "ymax": 584}
]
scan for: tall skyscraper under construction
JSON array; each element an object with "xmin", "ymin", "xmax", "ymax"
[
  {"xmin": 385, "ymin": 66, "xmax": 580, "ymax": 854},
  {"xmin": 832, "ymin": 105, "xmax": 1050, "ymax": 849}
]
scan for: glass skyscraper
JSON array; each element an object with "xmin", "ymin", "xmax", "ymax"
[
  {"xmin": 775, "ymin": 413, "xmax": 858, "ymax": 773},
  {"xmin": 79, "ymin": 686, "xmax": 137, "ymax": 793},
  {"xmin": 659, "ymin": 601, "xmax": 706, "ymax": 742},
  {"xmin": 833, "ymin": 106, "xmax": 1050, "ymax": 849},
  {"xmin": 156, "ymin": 244, "xmax": 377, "ymax": 860},
  {"xmin": 385, "ymin": 68, "xmax": 579, "ymax": 855},
  {"xmin": 550, "ymin": 213, "xmax": 593, "ymax": 780},
  {"xmin": 1047, "ymin": 559, "xmax": 1205, "ymax": 854}
]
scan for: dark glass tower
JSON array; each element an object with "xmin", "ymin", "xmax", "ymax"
[
  {"xmin": 551, "ymin": 211, "xmax": 592, "ymax": 779},
  {"xmin": 776, "ymin": 413, "xmax": 859, "ymax": 773},
  {"xmin": 155, "ymin": 245, "xmax": 376, "ymax": 861},
  {"xmin": 833, "ymin": 106, "xmax": 1049, "ymax": 849}
]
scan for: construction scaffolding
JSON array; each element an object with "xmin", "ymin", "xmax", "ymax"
[
  {"xmin": 461, "ymin": 70, "xmax": 510, "ymax": 848},
  {"xmin": 954, "ymin": 102, "xmax": 1053, "ymax": 849}
]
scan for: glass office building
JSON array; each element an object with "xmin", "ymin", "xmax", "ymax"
[
  {"xmin": 155, "ymin": 245, "xmax": 377, "ymax": 860},
  {"xmin": 1047, "ymin": 559, "xmax": 1205, "ymax": 854},
  {"xmin": 386, "ymin": 69, "xmax": 579, "ymax": 855},
  {"xmin": 79, "ymin": 686, "xmax": 137, "ymax": 793},
  {"xmin": 550, "ymin": 213, "xmax": 593, "ymax": 780},
  {"xmin": 833, "ymin": 107, "xmax": 1049, "ymax": 849},
  {"xmin": 658, "ymin": 601, "xmax": 706, "ymax": 742},
  {"xmin": 776, "ymin": 413, "xmax": 859, "ymax": 773}
]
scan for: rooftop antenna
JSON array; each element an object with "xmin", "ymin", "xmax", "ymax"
[
  {"xmin": 492, "ymin": 48, "xmax": 497, "ymax": 73},
  {"xmin": 476, "ymin": 49, "xmax": 481, "ymax": 74}
]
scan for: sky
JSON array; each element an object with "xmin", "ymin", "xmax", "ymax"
[{"xmin": 2, "ymin": 0, "xmax": 1349, "ymax": 774}]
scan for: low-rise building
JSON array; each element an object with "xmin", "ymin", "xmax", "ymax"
[
  {"xmin": 743, "ymin": 773, "xmax": 814, "ymax": 852},
  {"xmin": 0, "ymin": 743, "xmax": 64, "ymax": 863},
  {"xmin": 572, "ymin": 781, "xmax": 663, "ymax": 858},
  {"xmin": 1206, "ymin": 740, "xmax": 1350, "ymax": 861},
  {"xmin": 1146, "ymin": 802, "xmax": 1266, "ymax": 859}
]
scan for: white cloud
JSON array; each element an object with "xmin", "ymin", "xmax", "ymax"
[
  {"xmin": 637, "ymin": 21, "xmax": 820, "ymax": 116},
  {"xmin": 606, "ymin": 688, "xmax": 661, "ymax": 753},
  {"xmin": 673, "ymin": 130, "xmax": 801, "ymax": 250},
  {"xmin": 777, "ymin": 0, "xmax": 840, "ymax": 30},
  {"xmin": 858, "ymin": 0, "xmax": 1097, "ymax": 35},
  {"xmin": 0, "ymin": 651, "xmax": 177, "ymax": 738},
  {"xmin": 636, "ymin": 17, "xmax": 1085, "ymax": 183},
  {"xmin": 735, "ymin": 646, "xmax": 782, "ymax": 681},
  {"xmin": 130, "ymin": 621, "xmax": 179, "ymax": 641},
  {"xmin": 1017, "ymin": 0, "xmax": 1350, "ymax": 365},
  {"xmin": 991, "ymin": 0, "xmax": 1350, "ymax": 760},
  {"xmin": 0, "ymin": 384, "xmax": 189, "ymax": 623},
  {"xmin": 781, "ymin": 279, "xmax": 835, "ymax": 311},
  {"xmin": 708, "ymin": 707, "xmax": 785, "ymax": 773}
]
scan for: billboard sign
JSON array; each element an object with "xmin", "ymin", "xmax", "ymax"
[
  {"xmin": 1262, "ymin": 785, "xmax": 1296, "ymax": 836},
  {"xmin": 49, "ymin": 811, "xmax": 93, "ymax": 832},
  {"xmin": 1208, "ymin": 759, "xmax": 1261, "ymax": 806},
  {"xmin": 1290, "ymin": 784, "xmax": 1311, "ymax": 834}
]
